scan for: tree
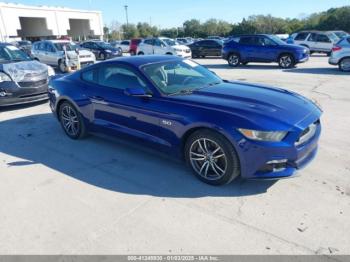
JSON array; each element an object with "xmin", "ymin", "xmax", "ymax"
[
  {"xmin": 121, "ymin": 24, "xmax": 139, "ymax": 39},
  {"xmin": 137, "ymin": 22, "xmax": 159, "ymax": 37},
  {"xmin": 183, "ymin": 19, "xmax": 202, "ymax": 37}
]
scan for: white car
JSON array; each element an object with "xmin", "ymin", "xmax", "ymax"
[
  {"xmin": 137, "ymin": 37, "xmax": 191, "ymax": 58},
  {"xmin": 113, "ymin": 40, "xmax": 130, "ymax": 53},
  {"xmin": 329, "ymin": 36, "xmax": 350, "ymax": 72},
  {"xmin": 32, "ymin": 40, "xmax": 96, "ymax": 72},
  {"xmin": 292, "ymin": 31, "xmax": 339, "ymax": 55}
]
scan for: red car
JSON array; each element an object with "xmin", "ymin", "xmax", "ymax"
[{"xmin": 129, "ymin": 38, "xmax": 142, "ymax": 56}]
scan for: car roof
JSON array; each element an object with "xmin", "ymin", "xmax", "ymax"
[{"xmin": 102, "ymin": 55, "xmax": 183, "ymax": 67}]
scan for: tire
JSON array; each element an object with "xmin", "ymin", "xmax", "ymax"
[
  {"xmin": 227, "ymin": 53, "xmax": 240, "ymax": 67},
  {"xmin": 278, "ymin": 54, "xmax": 295, "ymax": 68},
  {"xmin": 59, "ymin": 101, "xmax": 87, "ymax": 140},
  {"xmin": 326, "ymin": 52, "xmax": 332, "ymax": 57},
  {"xmin": 184, "ymin": 129, "xmax": 240, "ymax": 186},
  {"xmin": 99, "ymin": 52, "xmax": 106, "ymax": 60},
  {"xmin": 138, "ymin": 52, "xmax": 144, "ymax": 55},
  {"xmin": 339, "ymin": 57, "xmax": 350, "ymax": 72},
  {"xmin": 58, "ymin": 59, "xmax": 67, "ymax": 73}
]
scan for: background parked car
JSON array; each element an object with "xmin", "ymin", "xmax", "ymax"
[
  {"xmin": 189, "ymin": 39, "xmax": 223, "ymax": 58},
  {"xmin": 222, "ymin": 34, "xmax": 309, "ymax": 68},
  {"xmin": 129, "ymin": 38, "xmax": 143, "ymax": 56},
  {"xmin": 137, "ymin": 37, "xmax": 191, "ymax": 58},
  {"xmin": 0, "ymin": 43, "xmax": 55, "ymax": 106},
  {"xmin": 327, "ymin": 30, "xmax": 349, "ymax": 39},
  {"xmin": 12, "ymin": 40, "xmax": 32, "ymax": 56},
  {"xmin": 32, "ymin": 40, "xmax": 96, "ymax": 73},
  {"xmin": 329, "ymin": 36, "xmax": 350, "ymax": 72},
  {"xmin": 113, "ymin": 40, "xmax": 130, "ymax": 53},
  {"xmin": 176, "ymin": 38, "xmax": 193, "ymax": 45},
  {"xmin": 290, "ymin": 31, "xmax": 339, "ymax": 55},
  {"xmin": 80, "ymin": 41, "xmax": 122, "ymax": 60}
]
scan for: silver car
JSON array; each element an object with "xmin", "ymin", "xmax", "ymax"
[
  {"xmin": 329, "ymin": 36, "xmax": 350, "ymax": 72},
  {"xmin": 31, "ymin": 40, "xmax": 96, "ymax": 73}
]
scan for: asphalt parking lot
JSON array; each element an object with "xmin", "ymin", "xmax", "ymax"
[{"xmin": 0, "ymin": 55, "xmax": 349, "ymax": 255}]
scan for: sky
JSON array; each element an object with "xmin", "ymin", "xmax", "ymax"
[{"xmin": 9, "ymin": 0, "xmax": 350, "ymax": 28}]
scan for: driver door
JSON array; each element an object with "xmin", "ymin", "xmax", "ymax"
[{"xmin": 82, "ymin": 64, "xmax": 166, "ymax": 147}]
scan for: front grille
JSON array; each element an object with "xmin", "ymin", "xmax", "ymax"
[
  {"xmin": 19, "ymin": 92, "xmax": 47, "ymax": 98},
  {"xmin": 295, "ymin": 120, "xmax": 319, "ymax": 146},
  {"xmin": 18, "ymin": 79, "xmax": 48, "ymax": 88},
  {"xmin": 79, "ymin": 55, "xmax": 91, "ymax": 59}
]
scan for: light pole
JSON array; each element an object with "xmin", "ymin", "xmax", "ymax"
[{"xmin": 124, "ymin": 5, "xmax": 129, "ymax": 26}]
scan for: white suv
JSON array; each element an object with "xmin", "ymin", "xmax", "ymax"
[
  {"xmin": 292, "ymin": 31, "xmax": 339, "ymax": 55},
  {"xmin": 137, "ymin": 37, "xmax": 191, "ymax": 58},
  {"xmin": 329, "ymin": 36, "xmax": 350, "ymax": 72}
]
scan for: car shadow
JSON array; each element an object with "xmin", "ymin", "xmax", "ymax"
[
  {"xmin": 0, "ymin": 100, "xmax": 48, "ymax": 113},
  {"xmin": 204, "ymin": 64, "xmax": 280, "ymax": 70},
  {"xmin": 282, "ymin": 67, "xmax": 348, "ymax": 75},
  {"xmin": 0, "ymin": 113, "xmax": 277, "ymax": 198}
]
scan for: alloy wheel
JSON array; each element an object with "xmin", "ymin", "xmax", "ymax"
[
  {"xmin": 189, "ymin": 138, "xmax": 227, "ymax": 180},
  {"xmin": 340, "ymin": 58, "xmax": 350, "ymax": 72},
  {"xmin": 228, "ymin": 54, "xmax": 239, "ymax": 66},
  {"xmin": 61, "ymin": 105, "xmax": 80, "ymax": 137},
  {"xmin": 279, "ymin": 55, "xmax": 292, "ymax": 68}
]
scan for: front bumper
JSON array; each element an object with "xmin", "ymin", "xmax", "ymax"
[
  {"xmin": 235, "ymin": 117, "xmax": 321, "ymax": 180},
  {"xmin": 296, "ymin": 53, "xmax": 309, "ymax": 63},
  {"xmin": 176, "ymin": 51, "xmax": 192, "ymax": 58},
  {"xmin": 0, "ymin": 81, "xmax": 48, "ymax": 107}
]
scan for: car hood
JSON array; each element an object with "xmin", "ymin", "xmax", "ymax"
[
  {"xmin": 171, "ymin": 82, "xmax": 321, "ymax": 130},
  {"xmin": 1, "ymin": 60, "xmax": 48, "ymax": 82}
]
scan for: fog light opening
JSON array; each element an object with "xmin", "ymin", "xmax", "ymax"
[
  {"xmin": 0, "ymin": 91, "xmax": 7, "ymax": 97},
  {"xmin": 259, "ymin": 159, "xmax": 288, "ymax": 173}
]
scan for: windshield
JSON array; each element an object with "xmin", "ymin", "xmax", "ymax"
[
  {"xmin": 162, "ymin": 39, "xmax": 178, "ymax": 46},
  {"xmin": 96, "ymin": 42, "xmax": 113, "ymax": 49},
  {"xmin": 269, "ymin": 35, "xmax": 286, "ymax": 45},
  {"xmin": 334, "ymin": 31, "xmax": 348, "ymax": 39},
  {"xmin": 142, "ymin": 60, "xmax": 222, "ymax": 95},
  {"xmin": 54, "ymin": 42, "xmax": 78, "ymax": 51},
  {"xmin": 328, "ymin": 33, "xmax": 339, "ymax": 42},
  {"xmin": 0, "ymin": 45, "xmax": 31, "ymax": 62}
]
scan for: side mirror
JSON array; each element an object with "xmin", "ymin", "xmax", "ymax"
[{"xmin": 124, "ymin": 87, "xmax": 152, "ymax": 98}]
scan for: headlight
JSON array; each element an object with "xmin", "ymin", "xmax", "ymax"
[
  {"xmin": 47, "ymin": 66, "xmax": 55, "ymax": 77},
  {"xmin": 106, "ymin": 50, "xmax": 112, "ymax": 53},
  {"xmin": 238, "ymin": 129, "xmax": 288, "ymax": 142},
  {"xmin": 0, "ymin": 72, "xmax": 11, "ymax": 82}
]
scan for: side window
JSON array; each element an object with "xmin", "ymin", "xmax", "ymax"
[
  {"xmin": 98, "ymin": 66, "xmax": 147, "ymax": 90},
  {"xmin": 347, "ymin": 38, "xmax": 350, "ymax": 45},
  {"xmin": 308, "ymin": 33, "xmax": 317, "ymax": 41},
  {"xmin": 263, "ymin": 37, "xmax": 277, "ymax": 46},
  {"xmin": 144, "ymin": 39, "xmax": 153, "ymax": 45},
  {"xmin": 82, "ymin": 42, "xmax": 90, "ymax": 48},
  {"xmin": 38, "ymin": 42, "xmax": 46, "ymax": 51},
  {"xmin": 46, "ymin": 43, "xmax": 55, "ymax": 52},
  {"xmin": 239, "ymin": 37, "xmax": 254, "ymax": 45},
  {"xmin": 295, "ymin": 33, "xmax": 309, "ymax": 41},
  {"xmin": 81, "ymin": 68, "xmax": 98, "ymax": 84},
  {"xmin": 154, "ymin": 39, "xmax": 162, "ymax": 47},
  {"xmin": 317, "ymin": 34, "xmax": 331, "ymax": 43},
  {"xmin": 121, "ymin": 41, "xmax": 130, "ymax": 45}
]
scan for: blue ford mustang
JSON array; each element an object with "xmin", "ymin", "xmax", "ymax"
[{"xmin": 48, "ymin": 55, "xmax": 322, "ymax": 185}]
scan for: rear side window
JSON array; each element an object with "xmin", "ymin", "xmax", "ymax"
[
  {"xmin": 97, "ymin": 66, "xmax": 147, "ymax": 90},
  {"xmin": 239, "ymin": 36, "xmax": 255, "ymax": 45},
  {"xmin": 317, "ymin": 34, "xmax": 331, "ymax": 43},
  {"xmin": 81, "ymin": 68, "xmax": 98, "ymax": 84},
  {"xmin": 295, "ymin": 33, "xmax": 309, "ymax": 41}
]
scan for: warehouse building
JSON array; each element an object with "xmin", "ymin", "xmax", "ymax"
[{"xmin": 0, "ymin": 2, "xmax": 103, "ymax": 42}]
